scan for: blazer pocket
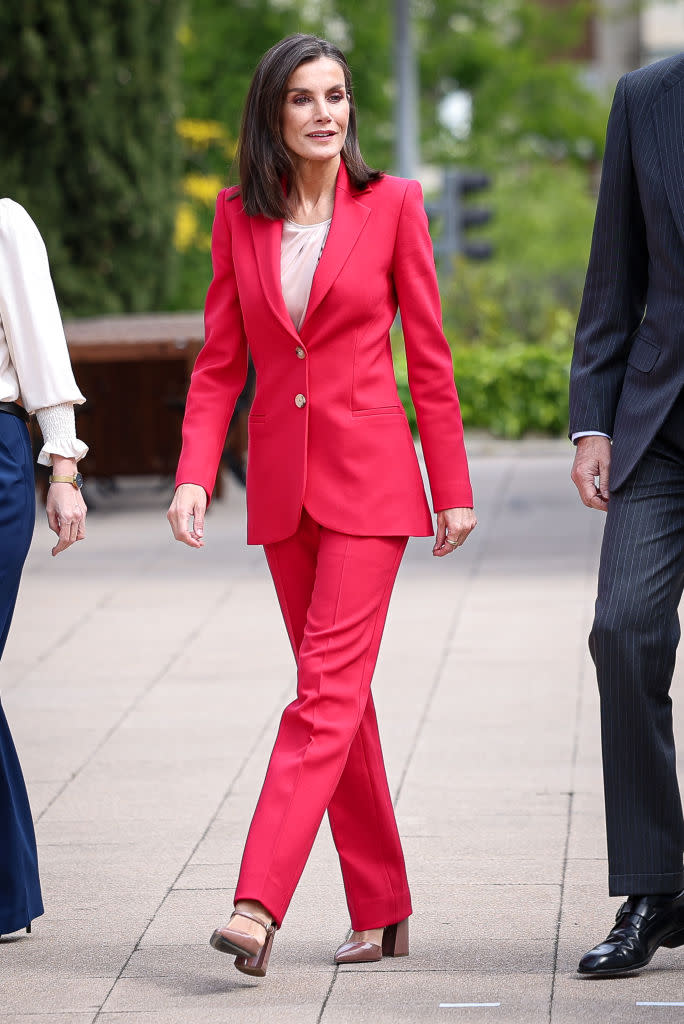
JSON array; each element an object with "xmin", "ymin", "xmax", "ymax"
[
  {"xmin": 351, "ymin": 405, "xmax": 404, "ymax": 418},
  {"xmin": 248, "ymin": 412, "xmax": 266, "ymax": 423},
  {"xmin": 628, "ymin": 335, "xmax": 660, "ymax": 373}
]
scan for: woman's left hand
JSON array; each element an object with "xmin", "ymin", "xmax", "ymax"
[
  {"xmin": 46, "ymin": 457, "xmax": 87, "ymax": 556},
  {"xmin": 433, "ymin": 507, "xmax": 477, "ymax": 557}
]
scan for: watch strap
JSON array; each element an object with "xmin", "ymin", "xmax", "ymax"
[{"xmin": 49, "ymin": 473, "xmax": 80, "ymax": 488}]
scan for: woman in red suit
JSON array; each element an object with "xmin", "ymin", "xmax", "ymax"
[{"xmin": 168, "ymin": 33, "xmax": 476, "ymax": 977}]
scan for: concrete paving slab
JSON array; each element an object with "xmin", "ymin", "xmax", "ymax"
[
  {"xmin": 98, "ymin": 1007, "xmax": 321, "ymax": 1024},
  {"xmin": 122, "ymin": 939, "xmax": 337, "ymax": 978},
  {"xmin": 399, "ymin": 786, "xmax": 570, "ymax": 818},
  {"xmin": 173, "ymin": 861, "xmax": 243, "ymax": 888},
  {"xmin": 562, "ymin": 858, "xmax": 607, "ymax": 889},
  {"xmin": 0, "ymin": 975, "xmax": 112, "ymax": 1015},
  {"xmin": 322, "ymin": 970, "xmax": 552, "ymax": 1024},
  {"xmin": 100, "ymin": 970, "xmax": 332, "ymax": 1013},
  {"xmin": 402, "ymin": 815, "xmax": 567, "ymax": 864},
  {"xmin": 135, "ymin": 888, "xmax": 239, "ymax": 948},
  {"xmin": 2, "ymin": 939, "xmax": 131, "ymax": 979},
  {"xmin": 21, "ymin": 890, "xmax": 163, "ymax": 947},
  {"xmin": 0, "ymin": 1016, "xmax": 95, "ymax": 1024},
  {"xmin": 551, "ymin": 969, "xmax": 684, "ymax": 1024},
  {"xmin": 404, "ymin": 849, "xmax": 563, "ymax": 887},
  {"xmin": 35, "ymin": 816, "xmax": 199, "ymax": 847}
]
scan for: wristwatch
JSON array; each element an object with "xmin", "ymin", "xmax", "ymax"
[{"xmin": 49, "ymin": 472, "xmax": 84, "ymax": 490}]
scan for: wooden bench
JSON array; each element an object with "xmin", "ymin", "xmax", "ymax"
[{"xmin": 62, "ymin": 312, "xmax": 205, "ymax": 489}]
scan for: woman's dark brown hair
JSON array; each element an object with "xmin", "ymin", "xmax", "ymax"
[{"xmin": 236, "ymin": 33, "xmax": 382, "ymax": 219}]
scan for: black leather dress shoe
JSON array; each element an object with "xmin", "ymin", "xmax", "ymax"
[{"xmin": 578, "ymin": 891, "xmax": 684, "ymax": 977}]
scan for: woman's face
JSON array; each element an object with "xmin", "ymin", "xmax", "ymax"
[{"xmin": 281, "ymin": 57, "xmax": 350, "ymax": 166}]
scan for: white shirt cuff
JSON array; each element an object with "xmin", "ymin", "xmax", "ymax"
[{"xmin": 572, "ymin": 431, "xmax": 611, "ymax": 444}]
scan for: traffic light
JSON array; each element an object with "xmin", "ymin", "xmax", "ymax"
[
  {"xmin": 426, "ymin": 168, "xmax": 493, "ymax": 265},
  {"xmin": 451, "ymin": 170, "xmax": 493, "ymax": 260}
]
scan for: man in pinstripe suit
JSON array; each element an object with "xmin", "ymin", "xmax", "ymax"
[{"xmin": 570, "ymin": 51, "xmax": 684, "ymax": 977}]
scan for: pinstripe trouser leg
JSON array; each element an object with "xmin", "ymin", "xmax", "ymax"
[{"xmin": 591, "ymin": 451, "xmax": 684, "ymax": 896}]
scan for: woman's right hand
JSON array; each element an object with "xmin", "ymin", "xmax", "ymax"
[{"xmin": 167, "ymin": 483, "xmax": 207, "ymax": 548}]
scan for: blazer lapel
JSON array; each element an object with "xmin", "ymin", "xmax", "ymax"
[
  {"xmin": 300, "ymin": 165, "xmax": 371, "ymax": 331},
  {"xmin": 247, "ymin": 164, "xmax": 372, "ymax": 338},
  {"xmin": 249, "ymin": 213, "xmax": 300, "ymax": 339},
  {"xmin": 652, "ymin": 76, "xmax": 684, "ymax": 247}
]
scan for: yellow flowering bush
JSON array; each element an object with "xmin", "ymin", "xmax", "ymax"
[
  {"xmin": 177, "ymin": 118, "xmax": 235, "ymax": 155},
  {"xmin": 172, "ymin": 118, "xmax": 237, "ymax": 303},
  {"xmin": 183, "ymin": 173, "xmax": 225, "ymax": 205},
  {"xmin": 174, "ymin": 204, "xmax": 202, "ymax": 253}
]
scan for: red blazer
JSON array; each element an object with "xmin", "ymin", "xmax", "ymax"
[{"xmin": 176, "ymin": 162, "xmax": 473, "ymax": 545}]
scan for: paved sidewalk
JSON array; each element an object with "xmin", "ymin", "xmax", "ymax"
[{"xmin": 2, "ymin": 441, "xmax": 684, "ymax": 1023}]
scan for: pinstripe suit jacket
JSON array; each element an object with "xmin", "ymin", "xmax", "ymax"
[{"xmin": 569, "ymin": 52, "xmax": 684, "ymax": 492}]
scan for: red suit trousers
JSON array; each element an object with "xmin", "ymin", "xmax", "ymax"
[{"xmin": 234, "ymin": 509, "xmax": 412, "ymax": 930}]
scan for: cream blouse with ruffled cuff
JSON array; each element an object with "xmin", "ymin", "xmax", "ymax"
[
  {"xmin": 35, "ymin": 402, "xmax": 88, "ymax": 467},
  {"xmin": 0, "ymin": 198, "xmax": 88, "ymax": 466}
]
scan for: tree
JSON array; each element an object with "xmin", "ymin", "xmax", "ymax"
[
  {"xmin": 181, "ymin": 0, "xmax": 304, "ymax": 158},
  {"xmin": 411, "ymin": 0, "xmax": 607, "ymax": 314},
  {"xmin": 180, "ymin": 0, "xmax": 394, "ymax": 174},
  {"xmin": 0, "ymin": 1, "xmax": 183, "ymax": 316},
  {"xmin": 173, "ymin": 0, "xmax": 396, "ymax": 308},
  {"xmin": 417, "ymin": 0, "xmax": 606, "ymax": 167}
]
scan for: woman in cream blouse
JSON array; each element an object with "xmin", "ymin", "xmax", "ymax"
[{"xmin": 0, "ymin": 198, "xmax": 87, "ymax": 938}]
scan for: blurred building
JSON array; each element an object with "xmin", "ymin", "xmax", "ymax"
[
  {"xmin": 540, "ymin": 0, "xmax": 684, "ymax": 90},
  {"xmin": 643, "ymin": 1, "xmax": 684, "ymax": 63}
]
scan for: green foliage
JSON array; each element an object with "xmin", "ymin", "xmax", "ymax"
[
  {"xmin": 486, "ymin": 162, "xmax": 596, "ymax": 292},
  {"xmin": 437, "ymin": 161, "xmax": 596, "ymax": 333},
  {"xmin": 394, "ymin": 249, "xmax": 580, "ymax": 439},
  {"xmin": 0, "ymin": 1, "xmax": 182, "ymax": 316},
  {"xmin": 416, "ymin": 0, "xmax": 607, "ymax": 422},
  {"xmin": 172, "ymin": 0, "xmax": 396, "ymax": 308},
  {"xmin": 173, "ymin": 1, "xmax": 308, "ymax": 308},
  {"xmin": 408, "ymin": 2, "xmax": 605, "ymax": 439},
  {"xmin": 180, "ymin": 0, "xmax": 395, "ymax": 173},
  {"xmin": 180, "ymin": 0, "xmax": 304, "ymax": 152},
  {"xmin": 449, "ymin": 310, "xmax": 573, "ymax": 438},
  {"xmin": 418, "ymin": 0, "xmax": 606, "ymax": 167},
  {"xmin": 394, "ymin": 325, "xmax": 572, "ymax": 441},
  {"xmin": 394, "ymin": 333, "xmax": 572, "ymax": 440},
  {"xmin": 323, "ymin": 0, "xmax": 395, "ymax": 170}
]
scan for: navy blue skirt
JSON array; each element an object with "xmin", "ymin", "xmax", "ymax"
[{"xmin": 0, "ymin": 411, "xmax": 43, "ymax": 935}]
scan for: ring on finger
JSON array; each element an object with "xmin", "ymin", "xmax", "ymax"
[{"xmin": 445, "ymin": 535, "xmax": 458, "ymax": 546}]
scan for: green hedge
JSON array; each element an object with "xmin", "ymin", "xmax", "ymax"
[
  {"xmin": 394, "ymin": 259, "xmax": 577, "ymax": 439},
  {"xmin": 394, "ymin": 334, "xmax": 571, "ymax": 440},
  {"xmin": 451, "ymin": 335, "xmax": 571, "ymax": 437}
]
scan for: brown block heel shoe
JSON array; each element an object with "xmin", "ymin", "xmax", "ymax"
[
  {"xmin": 334, "ymin": 918, "xmax": 409, "ymax": 964},
  {"xmin": 234, "ymin": 925, "xmax": 276, "ymax": 977},
  {"xmin": 210, "ymin": 910, "xmax": 276, "ymax": 977}
]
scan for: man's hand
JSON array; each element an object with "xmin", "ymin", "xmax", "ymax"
[{"xmin": 571, "ymin": 435, "xmax": 611, "ymax": 512}]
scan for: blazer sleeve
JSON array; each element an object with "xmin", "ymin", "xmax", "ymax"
[
  {"xmin": 568, "ymin": 74, "xmax": 649, "ymax": 436},
  {"xmin": 175, "ymin": 190, "xmax": 249, "ymax": 501},
  {"xmin": 393, "ymin": 179, "xmax": 473, "ymax": 510}
]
